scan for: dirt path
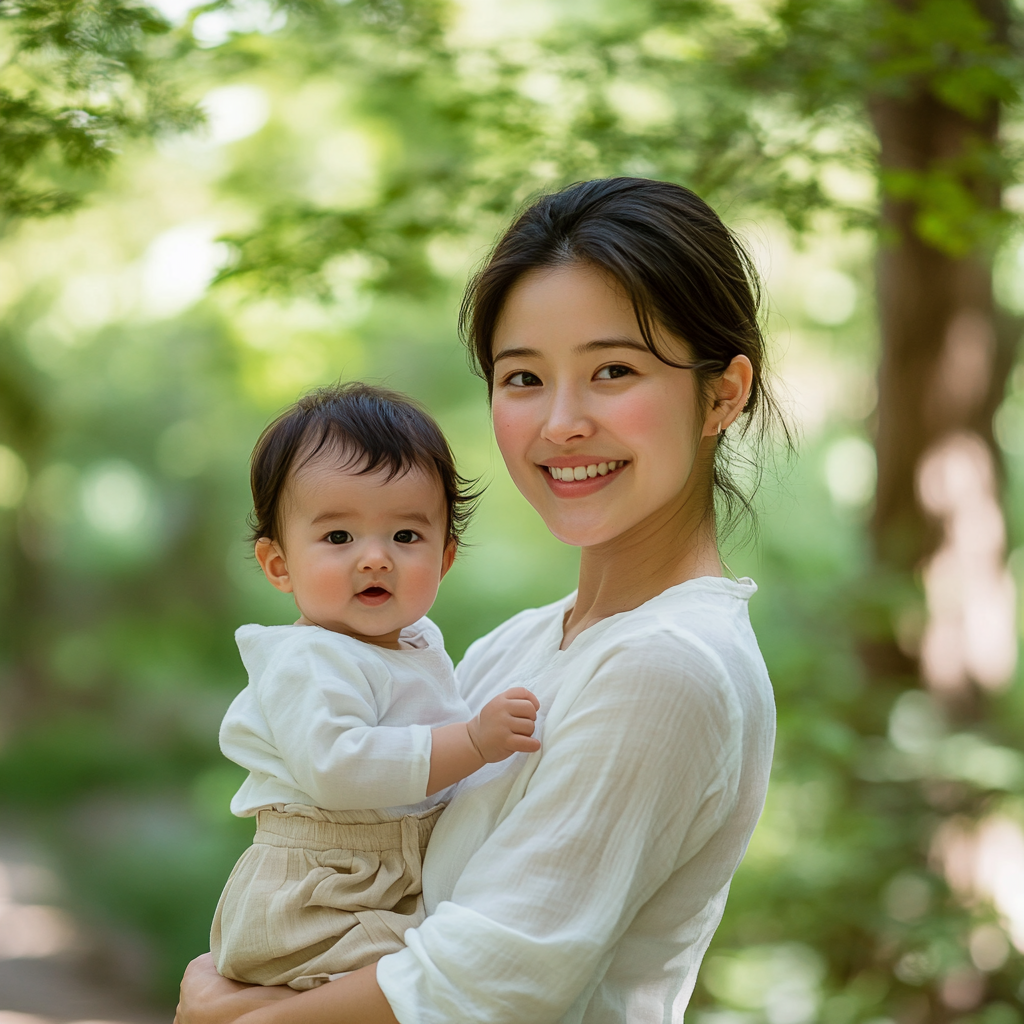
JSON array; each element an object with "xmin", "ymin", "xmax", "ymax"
[
  {"xmin": 0, "ymin": 958, "xmax": 171, "ymax": 1024},
  {"xmin": 0, "ymin": 839, "xmax": 174, "ymax": 1024}
]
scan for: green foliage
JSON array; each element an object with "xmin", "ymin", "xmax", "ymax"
[
  {"xmin": 743, "ymin": 0, "xmax": 1023, "ymax": 254},
  {"xmin": 0, "ymin": 0, "xmax": 200, "ymax": 222},
  {"xmin": 882, "ymin": 157, "xmax": 1009, "ymax": 256}
]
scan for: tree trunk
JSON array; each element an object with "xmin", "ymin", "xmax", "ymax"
[{"xmin": 868, "ymin": 0, "xmax": 1018, "ymax": 707}]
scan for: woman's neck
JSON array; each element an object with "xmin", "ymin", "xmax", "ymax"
[{"xmin": 561, "ymin": 486, "xmax": 721, "ymax": 650}]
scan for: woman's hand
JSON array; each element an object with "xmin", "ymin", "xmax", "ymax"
[
  {"xmin": 468, "ymin": 686, "xmax": 541, "ymax": 762},
  {"xmin": 174, "ymin": 953, "xmax": 299, "ymax": 1024},
  {"xmin": 175, "ymin": 956, "xmax": 398, "ymax": 1024}
]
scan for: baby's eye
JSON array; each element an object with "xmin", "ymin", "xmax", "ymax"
[
  {"xmin": 503, "ymin": 370, "xmax": 542, "ymax": 388},
  {"xmin": 594, "ymin": 364, "xmax": 634, "ymax": 380},
  {"xmin": 326, "ymin": 530, "xmax": 352, "ymax": 545},
  {"xmin": 394, "ymin": 530, "xmax": 421, "ymax": 544}
]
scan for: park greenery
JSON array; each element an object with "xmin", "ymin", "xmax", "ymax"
[{"xmin": 0, "ymin": 0, "xmax": 1023, "ymax": 1019}]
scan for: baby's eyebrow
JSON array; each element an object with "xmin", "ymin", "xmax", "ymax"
[
  {"xmin": 310, "ymin": 510, "xmax": 435, "ymax": 526},
  {"xmin": 395, "ymin": 511, "xmax": 433, "ymax": 527},
  {"xmin": 311, "ymin": 510, "xmax": 356, "ymax": 525}
]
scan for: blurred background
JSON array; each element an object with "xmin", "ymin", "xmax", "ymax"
[{"xmin": 0, "ymin": 0, "xmax": 1022, "ymax": 1021}]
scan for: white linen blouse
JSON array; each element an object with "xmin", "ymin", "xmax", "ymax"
[{"xmin": 376, "ymin": 576, "xmax": 775, "ymax": 1024}]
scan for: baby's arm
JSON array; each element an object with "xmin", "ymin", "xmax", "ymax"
[{"xmin": 426, "ymin": 688, "xmax": 540, "ymax": 795}]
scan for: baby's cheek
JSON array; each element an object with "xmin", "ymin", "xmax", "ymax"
[{"xmin": 406, "ymin": 560, "xmax": 445, "ymax": 615}]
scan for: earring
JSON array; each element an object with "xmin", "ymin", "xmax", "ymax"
[{"xmin": 716, "ymin": 423, "xmax": 723, "ymax": 436}]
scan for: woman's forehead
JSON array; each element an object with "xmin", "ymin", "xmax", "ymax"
[
  {"xmin": 499, "ymin": 264, "xmax": 634, "ymax": 332},
  {"xmin": 493, "ymin": 264, "xmax": 691, "ymax": 364}
]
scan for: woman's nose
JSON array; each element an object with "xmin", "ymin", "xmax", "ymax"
[{"xmin": 540, "ymin": 386, "xmax": 595, "ymax": 446}]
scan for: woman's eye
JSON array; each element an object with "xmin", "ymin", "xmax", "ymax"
[
  {"xmin": 394, "ymin": 530, "xmax": 420, "ymax": 544},
  {"xmin": 504, "ymin": 370, "xmax": 542, "ymax": 388},
  {"xmin": 595, "ymin": 364, "xmax": 634, "ymax": 380},
  {"xmin": 326, "ymin": 530, "xmax": 352, "ymax": 545}
]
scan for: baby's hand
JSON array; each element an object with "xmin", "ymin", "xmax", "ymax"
[{"xmin": 467, "ymin": 687, "xmax": 541, "ymax": 763}]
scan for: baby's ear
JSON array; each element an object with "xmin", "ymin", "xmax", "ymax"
[
  {"xmin": 440, "ymin": 538, "xmax": 458, "ymax": 579},
  {"xmin": 255, "ymin": 537, "xmax": 293, "ymax": 593}
]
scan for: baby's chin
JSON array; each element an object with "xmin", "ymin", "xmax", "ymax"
[{"xmin": 312, "ymin": 606, "xmax": 411, "ymax": 643}]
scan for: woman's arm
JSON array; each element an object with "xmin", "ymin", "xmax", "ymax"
[{"xmin": 175, "ymin": 954, "xmax": 398, "ymax": 1024}]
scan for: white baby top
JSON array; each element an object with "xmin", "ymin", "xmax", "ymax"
[
  {"xmin": 220, "ymin": 617, "xmax": 471, "ymax": 817},
  {"xmin": 377, "ymin": 576, "xmax": 776, "ymax": 1024}
]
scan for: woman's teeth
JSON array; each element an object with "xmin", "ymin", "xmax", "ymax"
[{"xmin": 547, "ymin": 461, "xmax": 622, "ymax": 481}]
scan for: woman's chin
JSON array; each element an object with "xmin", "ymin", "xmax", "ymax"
[{"xmin": 544, "ymin": 515, "xmax": 632, "ymax": 549}]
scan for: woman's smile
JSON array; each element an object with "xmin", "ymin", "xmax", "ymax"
[{"xmin": 540, "ymin": 459, "xmax": 630, "ymax": 496}]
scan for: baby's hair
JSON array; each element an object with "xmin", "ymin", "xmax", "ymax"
[{"xmin": 249, "ymin": 382, "xmax": 480, "ymax": 545}]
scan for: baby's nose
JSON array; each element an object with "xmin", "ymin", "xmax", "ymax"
[{"xmin": 359, "ymin": 546, "xmax": 393, "ymax": 572}]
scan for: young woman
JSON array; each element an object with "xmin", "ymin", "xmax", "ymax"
[{"xmin": 175, "ymin": 176, "xmax": 780, "ymax": 1024}]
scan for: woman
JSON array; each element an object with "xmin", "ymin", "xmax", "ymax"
[{"xmin": 176, "ymin": 176, "xmax": 780, "ymax": 1024}]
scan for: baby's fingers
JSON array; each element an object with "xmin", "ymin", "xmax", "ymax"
[
  {"xmin": 506, "ymin": 734, "xmax": 541, "ymax": 753},
  {"xmin": 506, "ymin": 697, "xmax": 539, "ymax": 721},
  {"xmin": 507, "ymin": 714, "xmax": 536, "ymax": 736},
  {"xmin": 503, "ymin": 686, "xmax": 540, "ymax": 710}
]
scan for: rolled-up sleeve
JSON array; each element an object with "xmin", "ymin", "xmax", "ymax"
[{"xmin": 377, "ymin": 637, "xmax": 744, "ymax": 1024}]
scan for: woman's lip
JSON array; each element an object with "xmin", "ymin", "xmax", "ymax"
[
  {"xmin": 541, "ymin": 461, "xmax": 628, "ymax": 497},
  {"xmin": 356, "ymin": 587, "xmax": 392, "ymax": 606}
]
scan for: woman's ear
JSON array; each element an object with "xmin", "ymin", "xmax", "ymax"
[
  {"xmin": 255, "ymin": 537, "xmax": 293, "ymax": 593},
  {"xmin": 703, "ymin": 355, "xmax": 754, "ymax": 437},
  {"xmin": 440, "ymin": 538, "xmax": 458, "ymax": 579}
]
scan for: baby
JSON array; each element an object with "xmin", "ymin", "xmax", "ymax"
[{"xmin": 211, "ymin": 382, "xmax": 540, "ymax": 990}]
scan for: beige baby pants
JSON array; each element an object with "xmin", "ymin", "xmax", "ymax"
[{"xmin": 211, "ymin": 803, "xmax": 444, "ymax": 990}]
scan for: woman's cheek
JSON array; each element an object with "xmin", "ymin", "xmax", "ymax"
[
  {"xmin": 491, "ymin": 402, "xmax": 535, "ymax": 469},
  {"xmin": 612, "ymin": 384, "xmax": 697, "ymax": 454}
]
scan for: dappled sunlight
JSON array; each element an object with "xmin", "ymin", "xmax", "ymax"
[
  {"xmin": 0, "ymin": 861, "xmax": 75, "ymax": 960},
  {"xmin": 917, "ymin": 432, "xmax": 1016, "ymax": 692},
  {"xmin": 932, "ymin": 815, "xmax": 1024, "ymax": 954}
]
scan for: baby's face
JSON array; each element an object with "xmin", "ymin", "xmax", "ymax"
[{"xmin": 257, "ymin": 456, "xmax": 455, "ymax": 647}]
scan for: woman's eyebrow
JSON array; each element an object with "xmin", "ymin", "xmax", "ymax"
[
  {"xmin": 575, "ymin": 338, "xmax": 649, "ymax": 355},
  {"xmin": 493, "ymin": 337, "xmax": 648, "ymax": 363},
  {"xmin": 493, "ymin": 346, "xmax": 539, "ymax": 363}
]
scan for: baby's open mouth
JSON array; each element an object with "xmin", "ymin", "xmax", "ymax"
[{"xmin": 356, "ymin": 585, "xmax": 392, "ymax": 606}]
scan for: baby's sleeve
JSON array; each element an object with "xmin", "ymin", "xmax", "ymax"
[{"xmin": 255, "ymin": 636, "xmax": 433, "ymax": 810}]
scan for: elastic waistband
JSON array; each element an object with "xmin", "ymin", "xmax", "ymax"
[{"xmin": 254, "ymin": 803, "xmax": 444, "ymax": 853}]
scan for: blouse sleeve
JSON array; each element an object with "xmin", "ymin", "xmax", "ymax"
[
  {"xmin": 376, "ymin": 634, "xmax": 745, "ymax": 1024},
  {"xmin": 222, "ymin": 636, "xmax": 432, "ymax": 810}
]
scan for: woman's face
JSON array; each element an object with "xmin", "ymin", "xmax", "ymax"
[{"xmin": 490, "ymin": 263, "xmax": 722, "ymax": 549}]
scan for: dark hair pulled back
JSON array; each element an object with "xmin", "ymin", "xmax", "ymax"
[{"xmin": 459, "ymin": 176, "xmax": 789, "ymax": 532}]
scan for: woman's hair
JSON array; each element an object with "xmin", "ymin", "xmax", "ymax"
[
  {"xmin": 249, "ymin": 382, "xmax": 479, "ymax": 545},
  {"xmin": 459, "ymin": 177, "xmax": 790, "ymax": 532}
]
